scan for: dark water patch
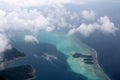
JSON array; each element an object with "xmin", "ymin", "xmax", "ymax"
[
  {"xmin": 10, "ymin": 42, "xmax": 88, "ymax": 80},
  {"xmin": 3, "ymin": 48, "xmax": 25, "ymax": 61},
  {"xmin": 0, "ymin": 65, "xmax": 35, "ymax": 80}
]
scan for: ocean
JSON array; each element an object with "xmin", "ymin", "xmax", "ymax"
[
  {"xmin": 76, "ymin": 31, "xmax": 120, "ymax": 80},
  {"xmin": 8, "ymin": 31, "xmax": 108, "ymax": 80}
]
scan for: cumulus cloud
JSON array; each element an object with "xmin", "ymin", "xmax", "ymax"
[
  {"xmin": 68, "ymin": 28, "xmax": 77, "ymax": 35},
  {"xmin": 24, "ymin": 35, "xmax": 39, "ymax": 43},
  {"xmin": 0, "ymin": 33, "xmax": 12, "ymax": 64},
  {"xmin": 46, "ymin": 4, "xmax": 71, "ymax": 29},
  {"xmin": 0, "ymin": 0, "xmax": 89, "ymax": 33},
  {"xmin": 0, "ymin": 0, "xmax": 92, "ymax": 35},
  {"xmin": 0, "ymin": 3, "xmax": 76, "ymax": 33},
  {"xmin": 0, "ymin": 34, "xmax": 12, "ymax": 54},
  {"xmin": 77, "ymin": 23, "xmax": 99, "ymax": 36},
  {"xmin": 0, "ymin": 9, "xmax": 53, "ymax": 33},
  {"xmin": 70, "ymin": 13, "xmax": 79, "ymax": 20},
  {"xmin": 68, "ymin": 16, "xmax": 118, "ymax": 37},
  {"xmin": 81, "ymin": 10, "xmax": 96, "ymax": 20},
  {"xmin": 99, "ymin": 16, "xmax": 118, "ymax": 34},
  {"xmin": 0, "ymin": 0, "xmax": 118, "ymax": 70}
]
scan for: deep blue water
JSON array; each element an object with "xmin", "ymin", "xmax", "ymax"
[
  {"xmin": 76, "ymin": 31, "xmax": 120, "ymax": 80},
  {"xmin": 11, "ymin": 42, "xmax": 88, "ymax": 80}
]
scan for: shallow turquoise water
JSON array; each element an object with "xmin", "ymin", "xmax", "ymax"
[{"xmin": 9, "ymin": 31, "xmax": 108, "ymax": 80}]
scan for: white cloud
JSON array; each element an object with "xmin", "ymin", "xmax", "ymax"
[
  {"xmin": 0, "ymin": 9, "xmax": 55, "ymax": 33},
  {"xmin": 68, "ymin": 23, "xmax": 99, "ymax": 37},
  {"xmin": 0, "ymin": 10, "xmax": 6, "ymax": 16},
  {"xmin": 0, "ymin": 3, "xmax": 75, "ymax": 33},
  {"xmin": 0, "ymin": 10, "xmax": 8, "ymax": 32},
  {"xmin": 33, "ymin": 54, "xmax": 39, "ymax": 58},
  {"xmin": 46, "ymin": 4, "xmax": 70, "ymax": 29},
  {"xmin": 68, "ymin": 16, "xmax": 118, "ymax": 37},
  {"xmin": 0, "ymin": 0, "xmax": 118, "ymax": 38},
  {"xmin": 41, "ymin": 53, "xmax": 58, "ymax": 63},
  {"xmin": 0, "ymin": 0, "xmax": 88, "ymax": 9},
  {"xmin": 77, "ymin": 23, "xmax": 99, "ymax": 36},
  {"xmin": 45, "ymin": 27, "xmax": 54, "ymax": 32},
  {"xmin": 99, "ymin": 16, "xmax": 118, "ymax": 34},
  {"xmin": 68, "ymin": 28, "xmax": 77, "ymax": 35},
  {"xmin": 0, "ymin": 33, "xmax": 12, "ymax": 55},
  {"xmin": 33, "ymin": 53, "xmax": 58, "ymax": 63},
  {"xmin": 70, "ymin": 13, "xmax": 79, "ymax": 20},
  {"xmin": 24, "ymin": 35, "xmax": 39, "ymax": 43},
  {"xmin": 81, "ymin": 10, "xmax": 96, "ymax": 20}
]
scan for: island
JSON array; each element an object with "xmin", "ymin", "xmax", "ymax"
[
  {"xmin": 0, "ymin": 65, "xmax": 35, "ymax": 80},
  {"xmin": 3, "ymin": 31, "xmax": 110, "ymax": 80},
  {"xmin": 3, "ymin": 47, "xmax": 26, "ymax": 61},
  {"xmin": 71, "ymin": 51, "xmax": 110, "ymax": 80},
  {"xmin": 0, "ymin": 47, "xmax": 36, "ymax": 80},
  {"xmin": 72, "ymin": 52, "xmax": 94, "ymax": 64}
]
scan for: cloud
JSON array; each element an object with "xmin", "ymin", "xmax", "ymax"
[
  {"xmin": 0, "ymin": 0, "xmax": 86, "ymax": 34},
  {"xmin": 99, "ymin": 16, "xmax": 118, "ymax": 34},
  {"xmin": 81, "ymin": 10, "xmax": 96, "ymax": 20},
  {"xmin": 0, "ymin": 0, "xmax": 115, "ymax": 12},
  {"xmin": 46, "ymin": 4, "xmax": 71, "ymax": 29},
  {"xmin": 0, "ymin": 10, "xmax": 8, "ymax": 32},
  {"xmin": 0, "ymin": 9, "xmax": 56, "ymax": 33},
  {"xmin": 0, "ymin": 0, "xmax": 88, "ymax": 9},
  {"xmin": 45, "ymin": 27, "xmax": 54, "ymax": 32},
  {"xmin": 68, "ymin": 16, "xmax": 118, "ymax": 37},
  {"xmin": 41, "ymin": 53, "xmax": 58, "ymax": 63},
  {"xmin": 77, "ymin": 23, "xmax": 99, "ymax": 36},
  {"xmin": 0, "ymin": 34, "xmax": 12, "ymax": 54},
  {"xmin": 24, "ymin": 35, "xmax": 39, "ymax": 43},
  {"xmin": 68, "ymin": 28, "xmax": 77, "ymax": 35},
  {"xmin": 68, "ymin": 23, "xmax": 99, "ymax": 37},
  {"xmin": 70, "ymin": 13, "xmax": 79, "ymax": 20},
  {"xmin": 33, "ymin": 54, "xmax": 39, "ymax": 58},
  {"xmin": 0, "ymin": 0, "xmax": 118, "ymax": 38},
  {"xmin": 0, "ymin": 3, "xmax": 76, "ymax": 33},
  {"xmin": 1, "ymin": 0, "xmax": 71, "ymax": 7}
]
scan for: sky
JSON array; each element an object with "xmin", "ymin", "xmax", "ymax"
[{"xmin": 0, "ymin": 0, "xmax": 119, "ymax": 59}]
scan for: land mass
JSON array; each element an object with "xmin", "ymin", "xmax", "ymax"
[
  {"xmin": 72, "ymin": 52, "xmax": 110, "ymax": 80},
  {"xmin": 0, "ymin": 65, "xmax": 35, "ymax": 80},
  {"xmin": 0, "ymin": 47, "xmax": 36, "ymax": 80},
  {"xmin": 3, "ymin": 47, "xmax": 26, "ymax": 62},
  {"xmin": 72, "ymin": 52, "xmax": 94, "ymax": 64}
]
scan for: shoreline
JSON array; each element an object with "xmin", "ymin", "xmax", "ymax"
[
  {"xmin": 72, "ymin": 35, "xmax": 111, "ymax": 80},
  {"xmin": 4, "ymin": 56, "xmax": 26, "ymax": 69},
  {"xmin": 3, "ymin": 56, "xmax": 36, "ymax": 80},
  {"xmin": 92, "ymin": 50, "xmax": 111, "ymax": 80}
]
